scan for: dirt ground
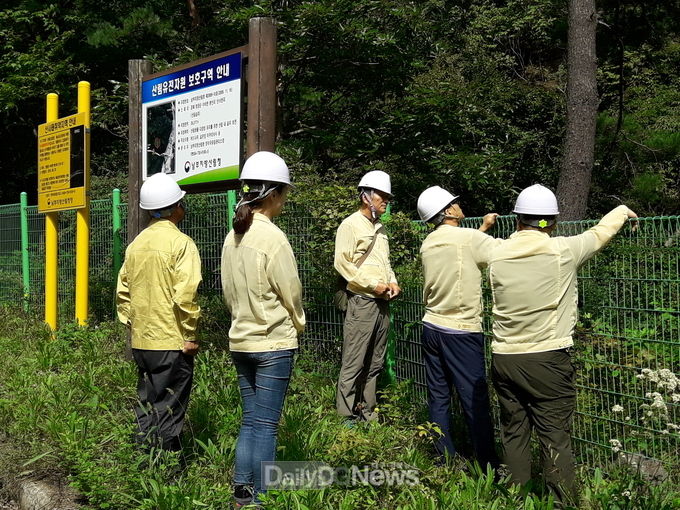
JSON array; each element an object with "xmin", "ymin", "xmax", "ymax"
[{"xmin": 0, "ymin": 499, "xmax": 18, "ymax": 510}]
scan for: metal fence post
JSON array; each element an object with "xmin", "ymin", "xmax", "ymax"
[
  {"xmin": 381, "ymin": 204, "xmax": 397, "ymax": 385},
  {"xmin": 112, "ymin": 190, "xmax": 123, "ymax": 315},
  {"xmin": 45, "ymin": 92, "xmax": 59, "ymax": 331},
  {"xmin": 227, "ymin": 190, "xmax": 237, "ymax": 231},
  {"xmin": 112, "ymin": 189, "xmax": 122, "ymax": 279},
  {"xmin": 75, "ymin": 80, "xmax": 91, "ymax": 326},
  {"xmin": 20, "ymin": 192, "xmax": 30, "ymax": 312}
]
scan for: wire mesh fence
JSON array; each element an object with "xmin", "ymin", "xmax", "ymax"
[
  {"xmin": 0, "ymin": 192, "xmax": 677, "ymax": 471},
  {"xmin": 0, "ymin": 203, "xmax": 22, "ymax": 303},
  {"xmin": 387, "ymin": 213, "xmax": 680, "ymax": 469}
]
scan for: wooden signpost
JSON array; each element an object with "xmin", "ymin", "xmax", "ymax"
[{"xmin": 127, "ymin": 16, "xmax": 278, "ymax": 243}]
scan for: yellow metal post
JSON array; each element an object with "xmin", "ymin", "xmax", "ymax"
[
  {"xmin": 75, "ymin": 81, "xmax": 91, "ymax": 325},
  {"xmin": 45, "ymin": 93, "xmax": 59, "ymax": 331}
]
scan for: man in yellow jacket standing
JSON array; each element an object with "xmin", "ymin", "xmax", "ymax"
[
  {"xmin": 335, "ymin": 170, "xmax": 400, "ymax": 423},
  {"xmin": 417, "ymin": 186, "xmax": 500, "ymax": 467},
  {"xmin": 489, "ymin": 184, "xmax": 637, "ymax": 501},
  {"xmin": 116, "ymin": 172, "xmax": 202, "ymax": 451}
]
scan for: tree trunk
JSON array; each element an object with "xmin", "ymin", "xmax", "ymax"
[{"xmin": 556, "ymin": 0, "xmax": 599, "ymax": 220}]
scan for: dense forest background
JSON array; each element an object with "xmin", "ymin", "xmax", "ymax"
[{"xmin": 1, "ymin": 0, "xmax": 679, "ymax": 217}]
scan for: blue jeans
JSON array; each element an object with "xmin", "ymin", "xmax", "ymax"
[
  {"xmin": 232, "ymin": 349, "xmax": 295, "ymax": 499},
  {"xmin": 421, "ymin": 326, "xmax": 498, "ymax": 467}
]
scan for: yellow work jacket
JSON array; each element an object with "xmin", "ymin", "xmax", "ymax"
[
  {"xmin": 220, "ymin": 213, "xmax": 305, "ymax": 352},
  {"xmin": 489, "ymin": 205, "xmax": 632, "ymax": 354},
  {"xmin": 116, "ymin": 219, "xmax": 202, "ymax": 350},
  {"xmin": 334, "ymin": 211, "xmax": 397, "ymax": 299},
  {"xmin": 421, "ymin": 225, "xmax": 502, "ymax": 332}
]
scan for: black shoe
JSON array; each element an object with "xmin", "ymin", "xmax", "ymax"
[{"xmin": 234, "ymin": 484, "xmax": 253, "ymax": 508}]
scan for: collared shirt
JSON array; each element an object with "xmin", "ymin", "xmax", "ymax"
[
  {"xmin": 116, "ymin": 219, "xmax": 202, "ymax": 350},
  {"xmin": 334, "ymin": 211, "xmax": 397, "ymax": 299},
  {"xmin": 221, "ymin": 213, "xmax": 305, "ymax": 352},
  {"xmin": 420, "ymin": 225, "xmax": 502, "ymax": 332},
  {"xmin": 489, "ymin": 205, "xmax": 632, "ymax": 354}
]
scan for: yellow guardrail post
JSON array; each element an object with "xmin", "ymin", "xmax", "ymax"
[
  {"xmin": 45, "ymin": 93, "xmax": 59, "ymax": 331},
  {"xmin": 75, "ymin": 81, "xmax": 91, "ymax": 326}
]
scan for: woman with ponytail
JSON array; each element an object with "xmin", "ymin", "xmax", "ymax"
[{"xmin": 220, "ymin": 151, "xmax": 305, "ymax": 508}]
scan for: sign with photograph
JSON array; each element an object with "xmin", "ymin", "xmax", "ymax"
[
  {"xmin": 141, "ymin": 51, "xmax": 242, "ymax": 187},
  {"xmin": 37, "ymin": 112, "xmax": 88, "ymax": 213}
]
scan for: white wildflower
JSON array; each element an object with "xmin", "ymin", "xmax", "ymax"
[
  {"xmin": 612, "ymin": 404, "xmax": 624, "ymax": 413},
  {"xmin": 622, "ymin": 490, "xmax": 631, "ymax": 498},
  {"xmin": 640, "ymin": 369, "xmax": 680, "ymax": 393},
  {"xmin": 609, "ymin": 439, "xmax": 623, "ymax": 453}
]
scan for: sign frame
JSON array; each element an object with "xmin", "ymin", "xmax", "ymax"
[{"xmin": 141, "ymin": 46, "xmax": 248, "ymax": 194}]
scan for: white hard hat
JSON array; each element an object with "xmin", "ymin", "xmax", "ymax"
[
  {"xmin": 358, "ymin": 170, "xmax": 392, "ymax": 196},
  {"xmin": 140, "ymin": 173, "xmax": 186, "ymax": 210},
  {"xmin": 240, "ymin": 151, "xmax": 291, "ymax": 185},
  {"xmin": 513, "ymin": 184, "xmax": 559, "ymax": 215},
  {"xmin": 417, "ymin": 186, "xmax": 459, "ymax": 222}
]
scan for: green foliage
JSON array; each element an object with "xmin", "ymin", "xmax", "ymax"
[
  {"xmin": 0, "ymin": 307, "xmax": 678, "ymax": 509},
  {"xmin": 593, "ymin": 13, "xmax": 680, "ymax": 216},
  {"xmin": 1, "ymin": 0, "xmax": 678, "ymax": 213},
  {"xmin": 580, "ymin": 467, "xmax": 680, "ymax": 510},
  {"xmin": 86, "ymin": 7, "xmax": 177, "ymax": 49}
]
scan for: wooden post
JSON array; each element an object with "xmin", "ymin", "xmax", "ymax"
[
  {"xmin": 247, "ymin": 17, "xmax": 277, "ymax": 156},
  {"xmin": 128, "ymin": 59, "xmax": 153, "ymax": 242}
]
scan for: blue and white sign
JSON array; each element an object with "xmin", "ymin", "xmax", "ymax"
[{"xmin": 141, "ymin": 52, "xmax": 242, "ymax": 186}]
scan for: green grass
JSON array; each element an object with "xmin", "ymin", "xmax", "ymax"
[{"xmin": 0, "ymin": 306, "xmax": 678, "ymax": 509}]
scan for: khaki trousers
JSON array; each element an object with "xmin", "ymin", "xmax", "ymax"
[
  {"xmin": 492, "ymin": 349, "xmax": 576, "ymax": 502},
  {"xmin": 336, "ymin": 294, "xmax": 389, "ymax": 420}
]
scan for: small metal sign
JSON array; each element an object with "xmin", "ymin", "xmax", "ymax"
[{"xmin": 38, "ymin": 112, "xmax": 89, "ymax": 212}]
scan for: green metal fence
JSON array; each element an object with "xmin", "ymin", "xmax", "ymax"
[
  {"xmin": 0, "ymin": 192, "xmax": 677, "ymax": 472},
  {"xmin": 387, "ymin": 213, "xmax": 680, "ymax": 470},
  {"xmin": 0, "ymin": 202, "xmax": 22, "ymax": 305}
]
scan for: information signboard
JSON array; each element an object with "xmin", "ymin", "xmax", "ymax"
[
  {"xmin": 141, "ymin": 51, "xmax": 242, "ymax": 187},
  {"xmin": 38, "ymin": 112, "xmax": 88, "ymax": 213}
]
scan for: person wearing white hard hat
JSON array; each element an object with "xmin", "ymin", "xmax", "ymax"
[
  {"xmin": 334, "ymin": 170, "xmax": 400, "ymax": 423},
  {"xmin": 220, "ymin": 151, "xmax": 305, "ymax": 506},
  {"xmin": 488, "ymin": 184, "xmax": 638, "ymax": 502},
  {"xmin": 417, "ymin": 186, "xmax": 501, "ymax": 468},
  {"xmin": 116, "ymin": 172, "xmax": 202, "ymax": 452}
]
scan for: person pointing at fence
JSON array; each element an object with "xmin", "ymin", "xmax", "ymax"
[
  {"xmin": 417, "ymin": 186, "xmax": 501, "ymax": 469},
  {"xmin": 488, "ymin": 184, "xmax": 637, "ymax": 503},
  {"xmin": 335, "ymin": 170, "xmax": 400, "ymax": 424},
  {"xmin": 116, "ymin": 172, "xmax": 202, "ymax": 452}
]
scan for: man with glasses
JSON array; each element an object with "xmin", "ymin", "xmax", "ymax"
[
  {"xmin": 334, "ymin": 170, "xmax": 400, "ymax": 423},
  {"xmin": 117, "ymin": 172, "xmax": 202, "ymax": 451},
  {"xmin": 417, "ymin": 186, "xmax": 500, "ymax": 467}
]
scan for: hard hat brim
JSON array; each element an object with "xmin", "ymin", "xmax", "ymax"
[{"xmin": 140, "ymin": 190, "xmax": 186, "ymax": 210}]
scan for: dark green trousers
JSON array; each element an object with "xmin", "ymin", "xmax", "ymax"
[{"xmin": 492, "ymin": 349, "xmax": 576, "ymax": 501}]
